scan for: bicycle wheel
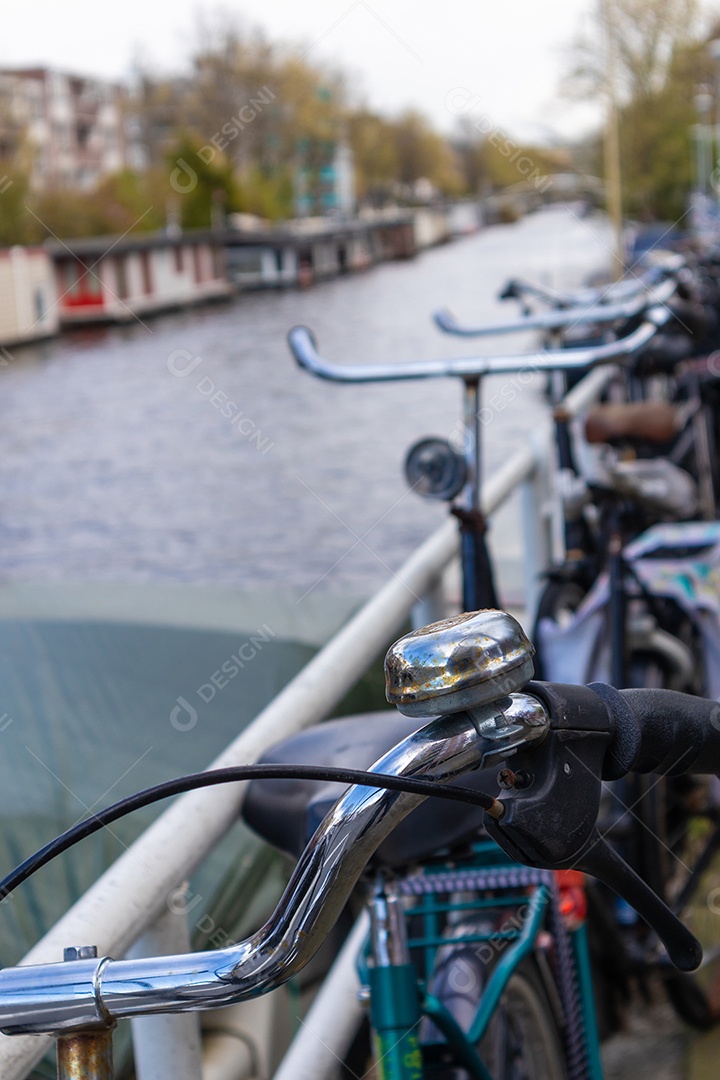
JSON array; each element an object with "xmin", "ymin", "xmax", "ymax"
[
  {"xmin": 424, "ymin": 921, "xmax": 568, "ymax": 1080},
  {"xmin": 481, "ymin": 961, "xmax": 569, "ymax": 1080}
]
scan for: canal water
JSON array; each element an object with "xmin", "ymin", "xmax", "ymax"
[{"xmin": 0, "ymin": 206, "xmax": 612, "ymax": 599}]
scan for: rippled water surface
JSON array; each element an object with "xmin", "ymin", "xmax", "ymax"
[{"xmin": 0, "ymin": 208, "xmax": 612, "ymax": 595}]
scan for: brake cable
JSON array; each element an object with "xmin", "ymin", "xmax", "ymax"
[{"xmin": 0, "ymin": 763, "xmax": 499, "ymax": 901}]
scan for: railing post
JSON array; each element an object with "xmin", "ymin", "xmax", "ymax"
[
  {"xmin": 128, "ymin": 896, "xmax": 203, "ymax": 1080},
  {"xmin": 57, "ymin": 1028, "xmax": 114, "ymax": 1080},
  {"xmin": 273, "ymin": 912, "xmax": 369, "ymax": 1080},
  {"xmin": 411, "ymin": 578, "xmax": 445, "ymax": 630},
  {"xmin": 411, "ymin": 555, "xmax": 459, "ymax": 628},
  {"xmin": 520, "ymin": 434, "xmax": 554, "ymax": 627}
]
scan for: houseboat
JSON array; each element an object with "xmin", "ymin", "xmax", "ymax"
[
  {"xmin": 224, "ymin": 212, "xmax": 418, "ymax": 291},
  {"xmin": 47, "ymin": 231, "xmax": 232, "ymax": 326},
  {"xmin": 0, "ymin": 245, "xmax": 58, "ymax": 348}
]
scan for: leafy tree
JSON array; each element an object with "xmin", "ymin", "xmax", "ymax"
[
  {"xmin": 0, "ymin": 164, "xmax": 38, "ymax": 245},
  {"xmin": 129, "ymin": 75, "xmax": 190, "ymax": 171},
  {"xmin": 347, "ymin": 110, "xmax": 399, "ymax": 204},
  {"xmin": 618, "ymin": 39, "xmax": 705, "ymax": 218},
  {"xmin": 392, "ymin": 110, "xmax": 462, "ymax": 194},
  {"xmin": 187, "ymin": 14, "xmax": 279, "ymax": 171},
  {"xmin": 234, "ymin": 165, "xmax": 293, "ymax": 219},
  {"xmin": 165, "ymin": 135, "xmax": 238, "ymax": 229},
  {"xmin": 91, "ymin": 171, "xmax": 164, "ymax": 233},
  {"xmin": 181, "ymin": 13, "xmax": 348, "ymax": 179},
  {"xmin": 26, "ymin": 171, "xmax": 164, "ymax": 240},
  {"xmin": 450, "ymin": 118, "xmax": 489, "ymax": 196}
]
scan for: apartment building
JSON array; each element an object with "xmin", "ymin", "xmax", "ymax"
[{"xmin": 0, "ymin": 67, "xmax": 131, "ymax": 190}]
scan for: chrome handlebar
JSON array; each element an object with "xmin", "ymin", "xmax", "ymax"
[
  {"xmin": 288, "ymin": 306, "xmax": 670, "ymax": 384},
  {"xmin": 0, "ymin": 689, "xmax": 547, "ymax": 1035},
  {"xmin": 434, "ymin": 277, "xmax": 678, "ymax": 338},
  {"xmin": 498, "ymin": 257, "xmax": 683, "ymax": 309}
]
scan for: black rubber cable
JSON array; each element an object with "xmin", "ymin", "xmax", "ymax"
[{"xmin": 0, "ymin": 763, "xmax": 496, "ymax": 900}]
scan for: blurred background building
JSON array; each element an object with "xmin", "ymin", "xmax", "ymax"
[{"xmin": 0, "ymin": 67, "xmax": 134, "ymax": 190}]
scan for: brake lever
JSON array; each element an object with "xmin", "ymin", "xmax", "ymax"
[
  {"xmin": 483, "ymin": 682, "xmax": 702, "ymax": 972},
  {"xmin": 384, "ymin": 615, "xmax": 701, "ymax": 971},
  {"xmin": 497, "ymin": 279, "xmax": 532, "ymax": 316}
]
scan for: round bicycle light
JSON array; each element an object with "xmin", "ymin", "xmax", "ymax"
[
  {"xmin": 404, "ymin": 437, "xmax": 467, "ymax": 501},
  {"xmin": 385, "ymin": 609, "xmax": 535, "ymax": 717}
]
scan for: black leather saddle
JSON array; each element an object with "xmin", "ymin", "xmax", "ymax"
[{"xmin": 242, "ymin": 711, "xmax": 495, "ymax": 868}]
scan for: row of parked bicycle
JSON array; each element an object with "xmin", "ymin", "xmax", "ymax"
[
  {"xmin": 291, "ymin": 246, "xmax": 720, "ymax": 698},
  {"xmin": 283, "ymin": 244, "xmax": 720, "ymax": 1065}
]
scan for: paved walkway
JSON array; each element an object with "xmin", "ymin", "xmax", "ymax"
[
  {"xmin": 601, "ymin": 998, "xmax": 687, "ymax": 1079},
  {"xmin": 601, "ymin": 986, "xmax": 720, "ymax": 1079}
]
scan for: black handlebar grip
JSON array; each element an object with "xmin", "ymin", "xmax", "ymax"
[{"xmin": 590, "ymin": 683, "xmax": 720, "ymax": 780}]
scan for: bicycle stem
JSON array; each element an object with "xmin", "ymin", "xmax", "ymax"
[{"xmin": 0, "ymin": 699, "xmax": 534, "ymax": 1036}]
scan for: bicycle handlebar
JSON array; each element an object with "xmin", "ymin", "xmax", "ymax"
[
  {"xmin": 600, "ymin": 684, "xmax": 720, "ymax": 778},
  {"xmin": 0, "ymin": 611, "xmax": 716, "ymax": 1034},
  {"xmin": 289, "ymin": 307, "xmax": 670, "ymax": 384},
  {"xmin": 435, "ymin": 277, "xmax": 678, "ymax": 338},
  {"xmin": 500, "ymin": 276, "xmax": 644, "ymax": 307},
  {"xmin": 0, "ymin": 701, "xmax": 508, "ymax": 1034},
  {"xmin": 483, "ymin": 678, "xmax": 716, "ymax": 973},
  {"xmin": 498, "ymin": 258, "xmax": 683, "ymax": 309}
]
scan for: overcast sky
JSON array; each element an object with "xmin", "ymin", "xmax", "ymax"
[{"xmin": 3, "ymin": 0, "xmax": 603, "ymax": 141}]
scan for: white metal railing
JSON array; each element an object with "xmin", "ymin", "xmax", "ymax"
[{"xmin": 0, "ymin": 364, "xmax": 617, "ymax": 1079}]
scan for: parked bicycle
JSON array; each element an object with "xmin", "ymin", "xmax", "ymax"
[
  {"xmin": 446, "ymin": 263, "xmax": 720, "ymax": 1028},
  {"xmin": 0, "ymin": 610, "xmax": 718, "ymax": 1080},
  {"xmin": 433, "ymin": 267, "xmax": 679, "ymax": 340},
  {"xmin": 495, "ymin": 258, "xmax": 683, "ymax": 313},
  {"xmin": 292, "ymin": 287, "xmax": 720, "ymax": 1035},
  {"xmin": 288, "ymin": 306, "xmax": 668, "ymax": 614}
]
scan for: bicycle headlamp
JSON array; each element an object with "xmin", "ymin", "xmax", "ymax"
[{"xmin": 404, "ymin": 437, "xmax": 467, "ymax": 501}]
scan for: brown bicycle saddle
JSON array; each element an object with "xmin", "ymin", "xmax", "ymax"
[{"xmin": 584, "ymin": 400, "xmax": 680, "ymax": 446}]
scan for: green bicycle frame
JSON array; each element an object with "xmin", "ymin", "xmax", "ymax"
[{"xmin": 360, "ymin": 848, "xmax": 603, "ymax": 1080}]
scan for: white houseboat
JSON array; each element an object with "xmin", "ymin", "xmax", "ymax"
[
  {"xmin": 47, "ymin": 231, "xmax": 232, "ymax": 325},
  {"xmin": 0, "ymin": 246, "xmax": 59, "ymax": 348}
]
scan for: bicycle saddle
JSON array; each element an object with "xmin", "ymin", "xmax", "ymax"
[
  {"xmin": 242, "ymin": 711, "xmax": 494, "ymax": 866},
  {"xmin": 584, "ymin": 400, "xmax": 680, "ymax": 446},
  {"xmin": 605, "ymin": 457, "xmax": 697, "ymax": 519}
]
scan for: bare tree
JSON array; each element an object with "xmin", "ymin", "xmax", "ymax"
[{"xmin": 563, "ymin": 0, "xmax": 700, "ymax": 103}]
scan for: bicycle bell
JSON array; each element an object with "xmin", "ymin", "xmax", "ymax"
[
  {"xmin": 404, "ymin": 437, "xmax": 467, "ymax": 501},
  {"xmin": 385, "ymin": 609, "xmax": 535, "ymax": 717}
]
